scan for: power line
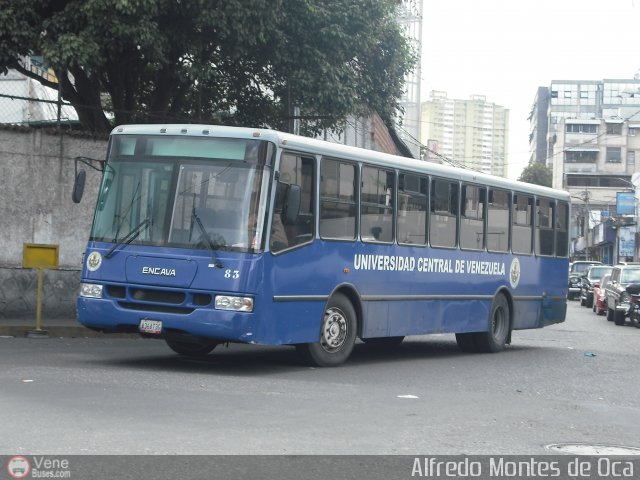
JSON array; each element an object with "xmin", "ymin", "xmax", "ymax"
[{"xmin": 394, "ymin": 124, "xmax": 478, "ymax": 171}]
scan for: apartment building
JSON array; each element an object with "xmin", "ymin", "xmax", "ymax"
[{"xmin": 420, "ymin": 90, "xmax": 509, "ymax": 177}]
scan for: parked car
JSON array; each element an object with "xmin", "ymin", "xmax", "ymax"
[
  {"xmin": 627, "ymin": 283, "xmax": 640, "ymax": 328},
  {"xmin": 568, "ymin": 260, "xmax": 602, "ymax": 300},
  {"xmin": 605, "ymin": 264, "xmax": 640, "ymax": 325},
  {"xmin": 626, "ymin": 285, "xmax": 640, "ymax": 328},
  {"xmin": 580, "ymin": 265, "xmax": 613, "ymax": 308},
  {"xmin": 593, "ymin": 273, "xmax": 612, "ymax": 316}
]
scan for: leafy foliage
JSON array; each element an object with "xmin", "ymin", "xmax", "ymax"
[
  {"xmin": 518, "ymin": 162, "xmax": 553, "ymax": 187},
  {"xmin": 0, "ymin": 0, "xmax": 415, "ymax": 133}
]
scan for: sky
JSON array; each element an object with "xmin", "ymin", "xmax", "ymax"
[{"xmin": 420, "ymin": 0, "xmax": 640, "ymax": 179}]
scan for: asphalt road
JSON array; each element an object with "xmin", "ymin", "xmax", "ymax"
[{"xmin": 1, "ymin": 300, "xmax": 639, "ymax": 456}]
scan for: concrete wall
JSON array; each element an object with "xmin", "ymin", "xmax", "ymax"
[{"xmin": 0, "ymin": 126, "xmax": 107, "ymax": 318}]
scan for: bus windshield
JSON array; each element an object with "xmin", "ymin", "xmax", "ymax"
[{"xmin": 90, "ymin": 135, "xmax": 274, "ymax": 253}]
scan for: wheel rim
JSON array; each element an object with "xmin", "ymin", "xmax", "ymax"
[
  {"xmin": 492, "ymin": 304, "xmax": 508, "ymax": 341},
  {"xmin": 321, "ymin": 307, "xmax": 348, "ymax": 353}
]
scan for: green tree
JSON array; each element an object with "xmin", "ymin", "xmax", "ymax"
[
  {"xmin": 518, "ymin": 162, "xmax": 553, "ymax": 187},
  {"xmin": 0, "ymin": 0, "xmax": 415, "ymax": 133}
]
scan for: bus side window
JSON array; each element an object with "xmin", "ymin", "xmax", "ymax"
[
  {"xmin": 270, "ymin": 153, "xmax": 315, "ymax": 253},
  {"xmin": 361, "ymin": 166, "xmax": 394, "ymax": 243},
  {"xmin": 398, "ymin": 173, "xmax": 427, "ymax": 245},
  {"xmin": 430, "ymin": 178, "xmax": 458, "ymax": 248},
  {"xmin": 536, "ymin": 198, "xmax": 554, "ymax": 256},
  {"xmin": 460, "ymin": 184, "xmax": 485, "ymax": 250},
  {"xmin": 555, "ymin": 201, "xmax": 569, "ymax": 257},
  {"xmin": 512, "ymin": 194, "xmax": 533, "ymax": 255},
  {"xmin": 320, "ymin": 158, "xmax": 357, "ymax": 240},
  {"xmin": 487, "ymin": 189, "xmax": 510, "ymax": 252}
]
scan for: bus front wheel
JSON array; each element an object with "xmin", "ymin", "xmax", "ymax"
[
  {"xmin": 297, "ymin": 293, "xmax": 357, "ymax": 367},
  {"xmin": 165, "ymin": 338, "xmax": 218, "ymax": 357}
]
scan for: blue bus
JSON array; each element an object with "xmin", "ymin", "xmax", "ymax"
[{"xmin": 75, "ymin": 124, "xmax": 569, "ymax": 366}]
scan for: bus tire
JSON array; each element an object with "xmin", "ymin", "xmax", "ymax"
[
  {"xmin": 455, "ymin": 333, "xmax": 477, "ymax": 352},
  {"xmin": 473, "ymin": 294, "xmax": 510, "ymax": 353},
  {"xmin": 297, "ymin": 293, "xmax": 357, "ymax": 367},
  {"xmin": 165, "ymin": 339, "xmax": 217, "ymax": 357}
]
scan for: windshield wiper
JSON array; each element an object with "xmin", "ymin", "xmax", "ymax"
[
  {"xmin": 104, "ymin": 218, "xmax": 150, "ymax": 259},
  {"xmin": 191, "ymin": 208, "xmax": 224, "ymax": 269}
]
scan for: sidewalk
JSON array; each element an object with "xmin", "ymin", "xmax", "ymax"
[{"xmin": 0, "ymin": 316, "xmax": 121, "ymax": 338}]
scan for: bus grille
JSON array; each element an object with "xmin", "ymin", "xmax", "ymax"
[
  {"xmin": 118, "ymin": 302, "xmax": 194, "ymax": 315},
  {"xmin": 104, "ymin": 284, "xmax": 212, "ymax": 315},
  {"xmin": 131, "ymin": 288, "xmax": 185, "ymax": 304}
]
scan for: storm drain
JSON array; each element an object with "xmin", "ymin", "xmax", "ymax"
[{"xmin": 546, "ymin": 443, "xmax": 640, "ymax": 455}]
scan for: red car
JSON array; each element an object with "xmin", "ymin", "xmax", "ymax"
[{"xmin": 593, "ymin": 273, "xmax": 612, "ymax": 316}]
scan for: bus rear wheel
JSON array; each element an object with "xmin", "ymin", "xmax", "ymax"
[
  {"xmin": 297, "ymin": 293, "xmax": 357, "ymax": 367},
  {"xmin": 165, "ymin": 338, "xmax": 218, "ymax": 357},
  {"xmin": 476, "ymin": 294, "xmax": 510, "ymax": 352}
]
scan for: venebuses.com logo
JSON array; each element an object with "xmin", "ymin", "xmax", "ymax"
[
  {"xmin": 6, "ymin": 456, "xmax": 71, "ymax": 478},
  {"xmin": 7, "ymin": 456, "xmax": 30, "ymax": 479}
]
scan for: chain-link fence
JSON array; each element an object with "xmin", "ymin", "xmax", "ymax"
[{"xmin": 0, "ymin": 62, "xmax": 79, "ymax": 127}]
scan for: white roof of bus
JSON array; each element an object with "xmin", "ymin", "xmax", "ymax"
[{"xmin": 111, "ymin": 124, "xmax": 569, "ymax": 200}]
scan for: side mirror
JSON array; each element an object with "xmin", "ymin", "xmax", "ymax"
[
  {"xmin": 283, "ymin": 184, "xmax": 301, "ymax": 225},
  {"xmin": 72, "ymin": 170, "xmax": 86, "ymax": 203}
]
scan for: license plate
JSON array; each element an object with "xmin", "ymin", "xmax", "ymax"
[{"xmin": 139, "ymin": 319, "xmax": 163, "ymax": 335}]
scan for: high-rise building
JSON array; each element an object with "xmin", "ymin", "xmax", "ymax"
[
  {"xmin": 420, "ymin": 91, "xmax": 509, "ymax": 177},
  {"xmin": 527, "ymin": 87, "xmax": 549, "ymax": 166},
  {"xmin": 529, "ymin": 77, "xmax": 640, "ymax": 261},
  {"xmin": 529, "ymin": 78, "xmax": 640, "ymax": 168},
  {"xmin": 395, "ymin": 0, "xmax": 423, "ymax": 158}
]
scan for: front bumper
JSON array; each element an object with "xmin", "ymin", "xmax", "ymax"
[{"xmin": 77, "ymin": 297, "xmax": 260, "ymax": 343}]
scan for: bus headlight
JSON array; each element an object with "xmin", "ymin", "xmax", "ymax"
[
  {"xmin": 80, "ymin": 283, "xmax": 103, "ymax": 298},
  {"xmin": 215, "ymin": 295, "xmax": 254, "ymax": 312}
]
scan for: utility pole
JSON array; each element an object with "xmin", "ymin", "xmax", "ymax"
[{"xmin": 582, "ymin": 189, "xmax": 590, "ymax": 260}]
